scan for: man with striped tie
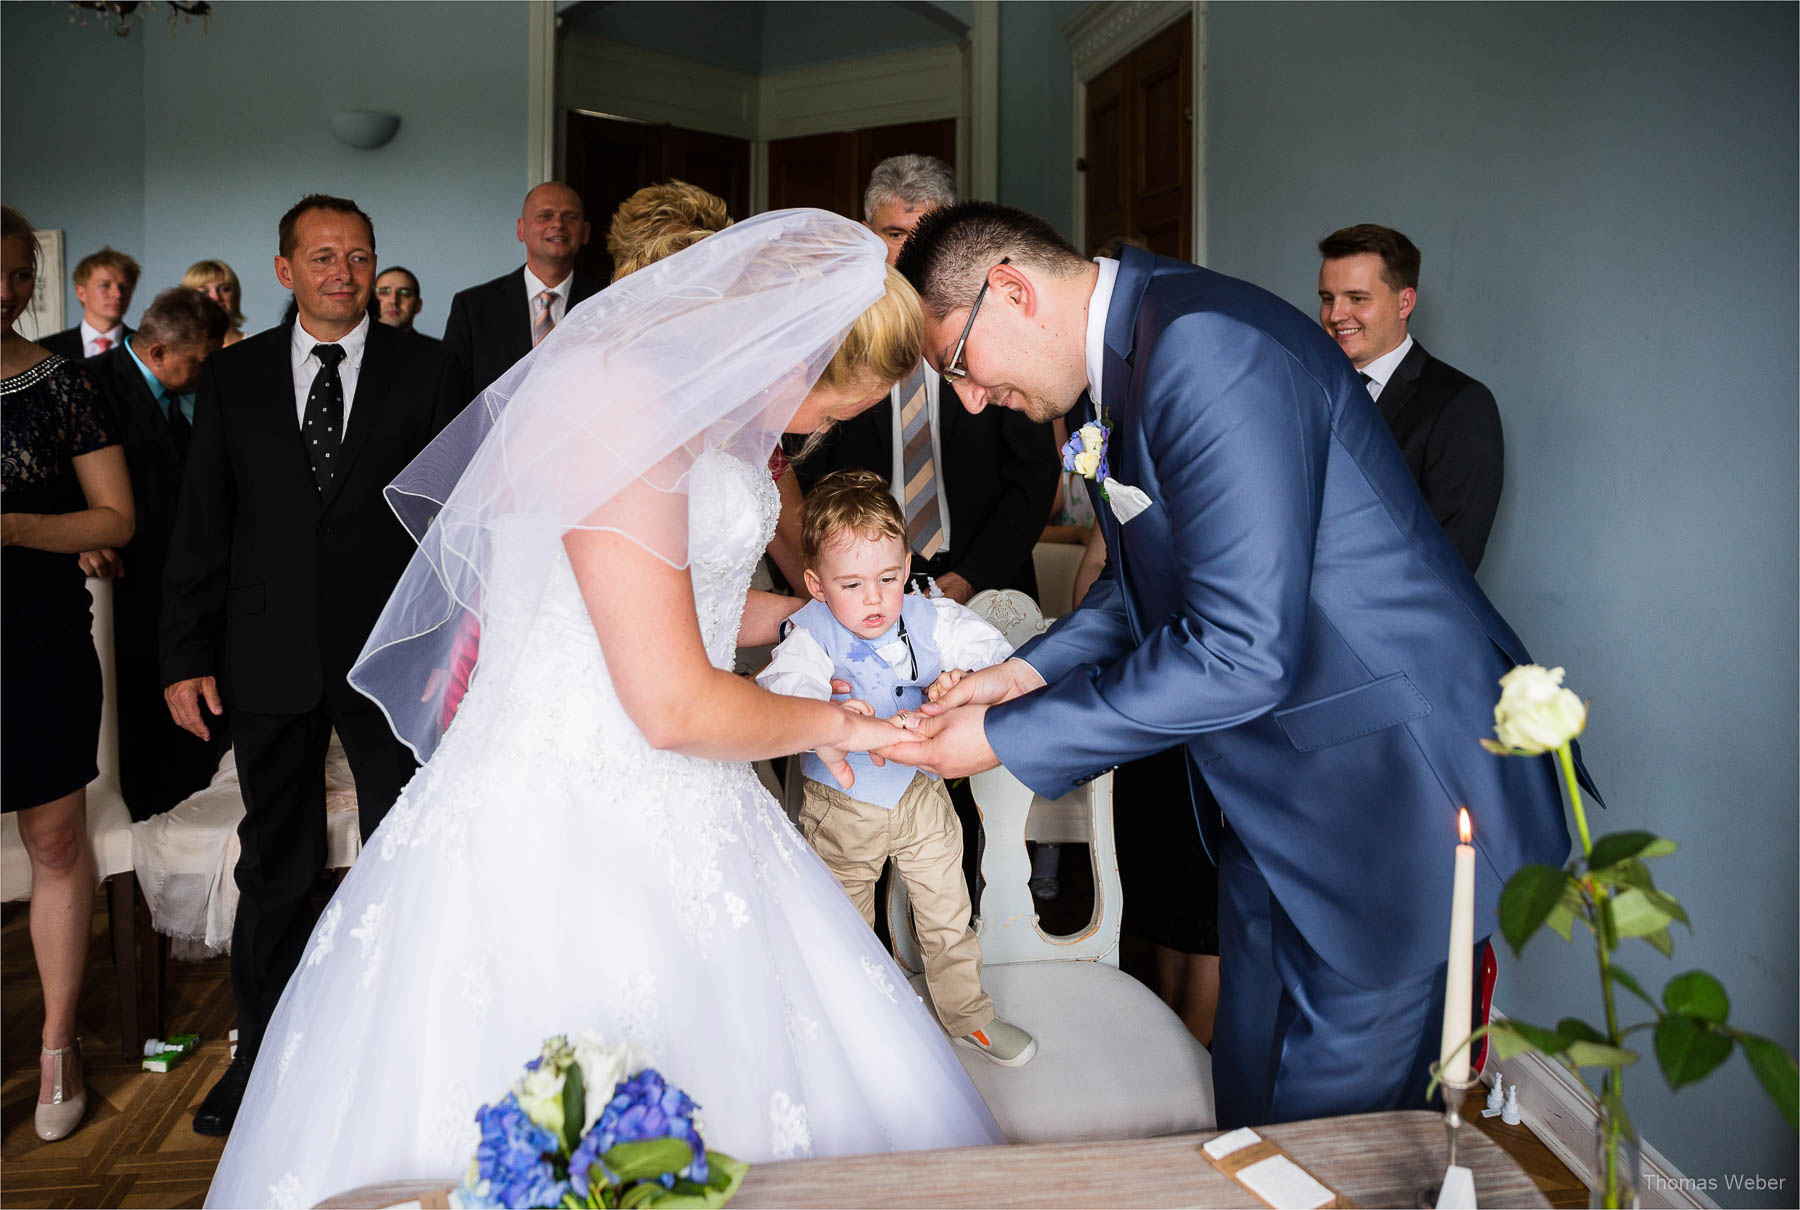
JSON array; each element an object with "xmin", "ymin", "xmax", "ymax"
[
  {"xmin": 796, "ymin": 155, "xmax": 1058, "ymax": 605},
  {"xmin": 442, "ymin": 181, "xmax": 603, "ymax": 407}
]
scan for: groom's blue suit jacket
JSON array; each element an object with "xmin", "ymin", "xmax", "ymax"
[{"xmin": 986, "ymin": 247, "xmax": 1579, "ymax": 986}]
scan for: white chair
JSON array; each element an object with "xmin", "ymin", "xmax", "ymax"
[
  {"xmin": 889, "ymin": 593, "xmax": 1215, "ymax": 1144},
  {"xmin": 1, "ymin": 579, "xmax": 164, "ymax": 1057}
]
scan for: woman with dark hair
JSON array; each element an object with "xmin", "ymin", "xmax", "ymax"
[{"xmin": 1, "ymin": 203, "xmax": 135, "ymax": 1142}]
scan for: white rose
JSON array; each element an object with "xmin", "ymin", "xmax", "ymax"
[
  {"xmin": 1491, "ymin": 664, "xmax": 1587, "ymax": 753},
  {"xmin": 1080, "ymin": 423, "xmax": 1105, "ymax": 453},
  {"xmin": 514, "ymin": 1063, "xmax": 566, "ymax": 1136},
  {"xmin": 571, "ymin": 1031, "xmax": 636, "ymax": 1135},
  {"xmin": 1074, "ymin": 448, "xmax": 1102, "ymax": 478}
]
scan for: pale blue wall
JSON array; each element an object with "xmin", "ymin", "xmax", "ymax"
[
  {"xmin": 759, "ymin": 1, "xmax": 959, "ymax": 71},
  {"xmin": 997, "ymin": 1, "xmax": 1083, "ymax": 241},
  {"xmin": 2, "ymin": 1, "xmax": 147, "ymax": 328},
  {"xmin": 1204, "ymin": 2, "xmax": 1797, "ymax": 1199},
  {"xmin": 561, "ymin": 1, "xmax": 960, "ymax": 74},
  {"xmin": 3, "ymin": 1, "xmax": 530, "ymax": 340}
]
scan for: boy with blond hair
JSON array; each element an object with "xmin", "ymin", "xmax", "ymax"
[{"xmin": 758, "ymin": 469, "xmax": 1036, "ymax": 1066}]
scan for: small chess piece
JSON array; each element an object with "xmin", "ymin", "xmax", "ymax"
[
  {"xmin": 1482, "ymin": 1072, "xmax": 1505, "ymax": 1116},
  {"xmin": 1501, "ymin": 1082, "xmax": 1522, "ymax": 1125}
]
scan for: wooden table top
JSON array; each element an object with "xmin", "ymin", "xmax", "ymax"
[{"xmin": 317, "ymin": 1110, "xmax": 1549, "ymax": 1209}]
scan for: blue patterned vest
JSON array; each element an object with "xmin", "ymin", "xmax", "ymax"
[{"xmin": 788, "ymin": 594, "xmax": 944, "ymax": 808}]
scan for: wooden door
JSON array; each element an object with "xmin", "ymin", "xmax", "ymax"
[
  {"xmin": 1082, "ymin": 15, "xmax": 1192, "ymax": 260},
  {"xmin": 563, "ymin": 112, "xmax": 752, "ymax": 282},
  {"xmin": 768, "ymin": 117, "xmax": 958, "ymax": 219}
]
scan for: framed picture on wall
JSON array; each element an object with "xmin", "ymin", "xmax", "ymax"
[{"xmin": 15, "ymin": 227, "xmax": 65, "ymax": 342}]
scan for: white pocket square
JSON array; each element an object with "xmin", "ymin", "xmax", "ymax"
[{"xmin": 1103, "ymin": 478, "xmax": 1153, "ymax": 524}]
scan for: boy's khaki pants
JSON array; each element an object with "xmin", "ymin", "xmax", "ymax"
[{"xmin": 799, "ymin": 772, "xmax": 994, "ymax": 1037}]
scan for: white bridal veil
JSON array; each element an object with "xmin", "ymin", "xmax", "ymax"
[{"xmin": 350, "ymin": 208, "xmax": 890, "ymax": 761}]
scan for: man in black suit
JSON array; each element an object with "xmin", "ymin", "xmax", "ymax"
[
  {"xmin": 794, "ymin": 155, "xmax": 1058, "ymax": 602},
  {"xmin": 39, "ymin": 246, "xmax": 139, "ymax": 361},
  {"xmin": 80, "ymin": 287, "xmax": 231, "ymax": 821},
  {"xmin": 161, "ymin": 194, "xmax": 457, "ymax": 1136},
  {"xmin": 1318, "ymin": 224, "xmax": 1503, "ymax": 571},
  {"xmin": 442, "ymin": 181, "xmax": 602, "ymax": 402}
]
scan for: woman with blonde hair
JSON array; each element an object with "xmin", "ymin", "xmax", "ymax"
[
  {"xmin": 206, "ymin": 210, "xmax": 1001, "ymax": 1208},
  {"xmin": 181, "ymin": 259, "xmax": 247, "ymax": 345}
]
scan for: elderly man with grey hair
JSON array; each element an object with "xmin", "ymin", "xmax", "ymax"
[{"xmin": 864, "ymin": 153, "xmax": 959, "ymax": 262}]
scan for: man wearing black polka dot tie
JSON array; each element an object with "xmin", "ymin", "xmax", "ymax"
[{"xmin": 161, "ymin": 194, "xmax": 459, "ymax": 1138}]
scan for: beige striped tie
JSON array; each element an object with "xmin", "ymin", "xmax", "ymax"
[
  {"xmin": 900, "ymin": 371, "xmax": 942, "ymax": 559},
  {"xmin": 531, "ymin": 289, "xmax": 556, "ymax": 346}
]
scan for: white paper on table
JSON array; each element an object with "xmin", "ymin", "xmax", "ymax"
[
  {"xmin": 1436, "ymin": 1164, "xmax": 1477, "ymax": 1209},
  {"xmin": 1236, "ymin": 1154, "xmax": 1336, "ymax": 1210},
  {"xmin": 1202, "ymin": 1126, "xmax": 1264, "ymax": 1161}
]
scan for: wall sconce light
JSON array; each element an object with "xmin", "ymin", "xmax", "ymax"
[{"xmin": 329, "ymin": 110, "xmax": 402, "ymax": 150}]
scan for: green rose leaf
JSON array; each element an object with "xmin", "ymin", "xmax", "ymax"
[
  {"xmin": 638, "ymin": 1190, "xmax": 724, "ymax": 1210},
  {"xmin": 1607, "ymin": 966, "xmax": 1657, "ymax": 1009},
  {"xmin": 1587, "ymin": 832, "xmax": 1677, "ymax": 871},
  {"xmin": 1490, "ymin": 1018, "xmax": 1572, "ymax": 1059},
  {"xmin": 1642, "ymin": 927, "xmax": 1674, "ymax": 959},
  {"xmin": 1589, "ymin": 858, "xmax": 1655, "ymax": 892},
  {"xmin": 1500, "ymin": 864, "xmax": 1570, "ymax": 954},
  {"xmin": 1545, "ymin": 901, "xmax": 1576, "ymax": 942},
  {"xmin": 561, "ymin": 1062, "xmax": 586, "ymax": 1154},
  {"xmin": 604, "ymin": 1138, "xmax": 695, "ymax": 1186},
  {"xmin": 1655, "ymin": 1014, "xmax": 1733, "ymax": 1091},
  {"xmin": 1662, "ymin": 971, "xmax": 1730, "ymax": 1024},
  {"xmin": 1611, "ymin": 888, "xmax": 1686, "ymax": 938},
  {"xmin": 1557, "ymin": 1017, "xmax": 1606, "ymax": 1043},
  {"xmin": 1739, "ymin": 1034, "xmax": 1799, "ymax": 1131},
  {"xmin": 619, "ymin": 1182, "xmax": 663, "ymax": 1210},
  {"xmin": 706, "ymin": 1152, "xmax": 750, "ymax": 1198}
]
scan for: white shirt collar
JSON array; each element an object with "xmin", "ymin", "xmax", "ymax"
[
  {"xmin": 291, "ymin": 310, "xmax": 371, "ymax": 369},
  {"xmin": 1357, "ymin": 333, "xmax": 1415, "ymax": 399},
  {"xmin": 80, "ymin": 319, "xmax": 124, "ymax": 345},
  {"xmin": 523, "ymin": 265, "xmax": 573, "ymax": 302},
  {"xmin": 1084, "ymin": 257, "xmax": 1120, "ymax": 410}
]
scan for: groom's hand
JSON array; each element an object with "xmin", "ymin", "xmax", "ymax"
[
  {"xmin": 921, "ymin": 657, "xmax": 1045, "ymax": 715},
  {"xmin": 875, "ymin": 704, "xmax": 999, "ymax": 779}
]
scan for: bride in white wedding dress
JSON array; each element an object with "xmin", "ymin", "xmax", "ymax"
[{"xmin": 206, "ymin": 211, "xmax": 1003, "ymax": 1209}]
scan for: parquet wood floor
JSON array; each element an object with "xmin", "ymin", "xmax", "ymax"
[{"xmin": 2, "ymin": 885, "xmax": 1588, "ymax": 1209}]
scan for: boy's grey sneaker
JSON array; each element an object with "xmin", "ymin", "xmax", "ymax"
[{"xmin": 959, "ymin": 1016, "xmax": 1038, "ymax": 1067}]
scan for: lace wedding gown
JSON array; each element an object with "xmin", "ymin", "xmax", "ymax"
[{"xmin": 206, "ymin": 452, "xmax": 1003, "ymax": 1209}]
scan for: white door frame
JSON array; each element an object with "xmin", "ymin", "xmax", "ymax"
[
  {"xmin": 527, "ymin": 0, "xmax": 557, "ymax": 189},
  {"xmin": 1063, "ymin": 0, "xmax": 1207, "ymax": 263}
]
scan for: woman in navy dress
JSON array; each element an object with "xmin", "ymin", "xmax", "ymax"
[{"xmin": 2, "ymin": 204, "xmax": 134, "ymax": 1142}]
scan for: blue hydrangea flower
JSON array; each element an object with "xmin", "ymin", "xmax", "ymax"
[
  {"xmin": 470, "ymin": 1092, "xmax": 570, "ymax": 1208},
  {"xmin": 573, "ymin": 1068, "xmax": 709, "ymax": 1194}
]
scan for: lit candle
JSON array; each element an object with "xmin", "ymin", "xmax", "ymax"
[{"xmin": 1439, "ymin": 807, "xmax": 1476, "ymax": 1086}]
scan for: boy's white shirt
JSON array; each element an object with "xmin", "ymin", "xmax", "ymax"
[{"xmin": 757, "ymin": 596, "xmax": 1014, "ymax": 701}]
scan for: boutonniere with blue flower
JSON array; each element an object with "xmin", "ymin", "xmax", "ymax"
[
  {"xmin": 1062, "ymin": 409, "xmax": 1156, "ymax": 525},
  {"xmin": 1061, "ymin": 415, "xmax": 1113, "ymax": 502}
]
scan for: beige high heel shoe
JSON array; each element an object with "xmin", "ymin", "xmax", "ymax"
[{"xmin": 36, "ymin": 1040, "xmax": 87, "ymax": 1141}]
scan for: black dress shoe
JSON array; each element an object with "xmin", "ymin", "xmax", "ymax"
[{"xmin": 193, "ymin": 1053, "xmax": 252, "ymax": 1137}]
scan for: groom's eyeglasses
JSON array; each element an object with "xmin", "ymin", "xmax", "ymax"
[{"xmin": 939, "ymin": 257, "xmax": 1010, "ymax": 387}]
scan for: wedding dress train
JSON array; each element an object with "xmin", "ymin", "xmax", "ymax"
[{"xmin": 206, "ymin": 451, "xmax": 1003, "ymax": 1209}]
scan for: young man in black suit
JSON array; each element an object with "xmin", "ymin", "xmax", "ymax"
[
  {"xmin": 442, "ymin": 181, "xmax": 602, "ymax": 402},
  {"xmin": 794, "ymin": 155, "xmax": 1058, "ymax": 603},
  {"xmin": 80, "ymin": 286, "xmax": 231, "ymax": 821},
  {"xmin": 1318, "ymin": 224, "xmax": 1504, "ymax": 572},
  {"xmin": 39, "ymin": 246, "xmax": 139, "ymax": 361},
  {"xmin": 161, "ymin": 194, "xmax": 458, "ymax": 1136}
]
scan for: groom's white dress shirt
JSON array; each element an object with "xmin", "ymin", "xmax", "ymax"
[
  {"xmin": 1085, "ymin": 257, "xmax": 1121, "ymax": 410},
  {"xmin": 1355, "ymin": 334, "xmax": 1414, "ymax": 403}
]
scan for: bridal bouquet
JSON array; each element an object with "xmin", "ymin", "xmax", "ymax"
[{"xmin": 453, "ymin": 1034, "xmax": 748, "ymax": 1210}]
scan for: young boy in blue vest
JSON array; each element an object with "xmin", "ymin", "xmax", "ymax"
[{"xmin": 758, "ymin": 470, "xmax": 1038, "ymax": 1067}]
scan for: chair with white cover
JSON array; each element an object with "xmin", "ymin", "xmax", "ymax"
[
  {"xmin": 890, "ymin": 591, "xmax": 1215, "ymax": 1144},
  {"xmin": 0, "ymin": 578, "xmax": 164, "ymax": 1058}
]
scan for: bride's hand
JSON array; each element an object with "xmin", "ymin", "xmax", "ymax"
[{"xmin": 815, "ymin": 706, "xmax": 924, "ymax": 790}]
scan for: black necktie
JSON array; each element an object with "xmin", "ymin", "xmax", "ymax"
[
  {"xmin": 304, "ymin": 343, "xmax": 347, "ymax": 492},
  {"xmin": 1359, "ymin": 371, "xmax": 1374, "ymax": 387},
  {"xmin": 164, "ymin": 397, "xmax": 191, "ymax": 456}
]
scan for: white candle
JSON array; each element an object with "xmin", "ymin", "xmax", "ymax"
[{"xmin": 1439, "ymin": 807, "xmax": 1476, "ymax": 1086}]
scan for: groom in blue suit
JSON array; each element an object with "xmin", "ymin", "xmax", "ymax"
[{"xmin": 891, "ymin": 203, "xmax": 1580, "ymax": 1126}]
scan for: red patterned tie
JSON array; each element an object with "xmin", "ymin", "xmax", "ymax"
[{"xmin": 92, "ymin": 336, "xmax": 112, "ymax": 353}]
